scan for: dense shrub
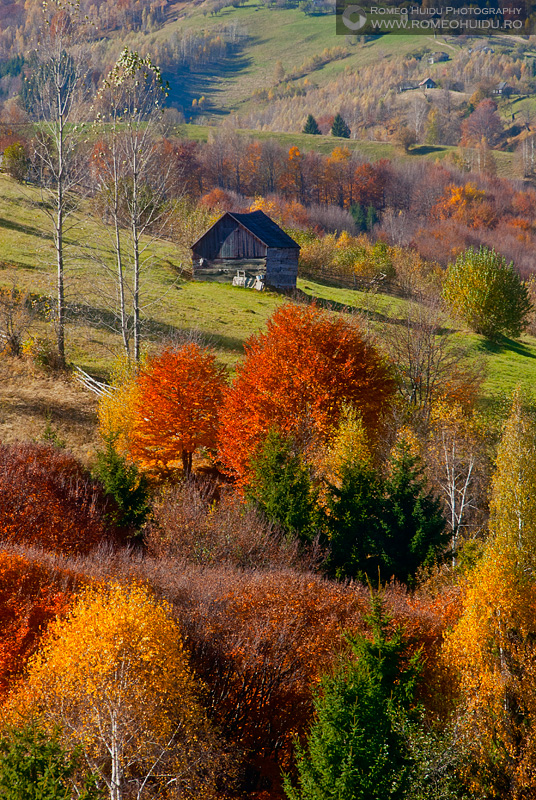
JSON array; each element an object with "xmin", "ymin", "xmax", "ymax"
[
  {"xmin": 0, "ymin": 444, "xmax": 117, "ymax": 555},
  {"xmin": 443, "ymin": 246, "xmax": 532, "ymax": 340},
  {"xmin": 145, "ymin": 479, "xmax": 316, "ymax": 570}
]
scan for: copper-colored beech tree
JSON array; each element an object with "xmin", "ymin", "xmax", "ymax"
[
  {"xmin": 128, "ymin": 343, "xmax": 227, "ymax": 477},
  {"xmin": 218, "ymin": 304, "xmax": 394, "ymax": 483},
  {"xmin": 0, "ymin": 552, "xmax": 75, "ymax": 698}
]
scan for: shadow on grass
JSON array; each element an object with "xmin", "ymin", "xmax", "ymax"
[
  {"xmin": 409, "ymin": 145, "xmax": 446, "ymax": 156},
  {"xmin": 68, "ymin": 302, "xmax": 246, "ymax": 355},
  {"xmin": 477, "ymin": 334, "xmax": 536, "ymax": 360},
  {"xmin": 0, "ymin": 216, "xmax": 52, "ymax": 240}
]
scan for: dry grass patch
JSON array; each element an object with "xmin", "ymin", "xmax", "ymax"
[{"xmin": 0, "ymin": 358, "xmax": 99, "ymax": 463}]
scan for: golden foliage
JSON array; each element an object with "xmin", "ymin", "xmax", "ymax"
[{"xmin": 8, "ymin": 581, "xmax": 220, "ymax": 798}]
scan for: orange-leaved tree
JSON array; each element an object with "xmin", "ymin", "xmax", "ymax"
[
  {"xmin": 7, "ymin": 581, "xmax": 222, "ymax": 800},
  {"xmin": 444, "ymin": 392, "xmax": 536, "ymax": 797},
  {"xmin": 0, "ymin": 551, "xmax": 75, "ymax": 698},
  {"xmin": 128, "ymin": 342, "xmax": 227, "ymax": 477},
  {"xmin": 218, "ymin": 304, "xmax": 394, "ymax": 483}
]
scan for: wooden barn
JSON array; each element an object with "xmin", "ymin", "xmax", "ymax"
[{"xmin": 191, "ymin": 210, "xmax": 300, "ymax": 289}]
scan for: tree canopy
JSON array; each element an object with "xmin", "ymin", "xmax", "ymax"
[
  {"xmin": 8, "ymin": 582, "xmax": 219, "ymax": 800},
  {"xmin": 442, "ymin": 246, "xmax": 532, "ymax": 340},
  {"xmin": 218, "ymin": 303, "xmax": 394, "ymax": 484}
]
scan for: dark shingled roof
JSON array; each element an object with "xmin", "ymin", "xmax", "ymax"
[{"xmin": 227, "ymin": 210, "xmax": 300, "ymax": 249}]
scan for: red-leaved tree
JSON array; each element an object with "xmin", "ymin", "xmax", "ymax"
[
  {"xmin": 218, "ymin": 304, "xmax": 394, "ymax": 483},
  {"xmin": 0, "ymin": 551, "xmax": 76, "ymax": 697},
  {"xmin": 129, "ymin": 342, "xmax": 227, "ymax": 477}
]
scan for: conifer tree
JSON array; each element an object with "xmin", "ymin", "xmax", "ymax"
[
  {"xmin": 0, "ymin": 722, "xmax": 102, "ymax": 800},
  {"xmin": 366, "ymin": 204, "xmax": 378, "ymax": 231},
  {"xmin": 325, "ymin": 442, "xmax": 446, "ymax": 584},
  {"xmin": 350, "ymin": 203, "xmax": 366, "ymax": 232},
  {"xmin": 246, "ymin": 428, "xmax": 320, "ymax": 543},
  {"xmin": 325, "ymin": 455, "xmax": 383, "ymax": 581},
  {"xmin": 381, "ymin": 441, "xmax": 447, "ymax": 585},
  {"xmin": 331, "ymin": 113, "xmax": 351, "ymax": 138},
  {"xmin": 92, "ymin": 436, "xmax": 150, "ymax": 533},
  {"xmin": 283, "ymin": 596, "xmax": 419, "ymax": 800},
  {"xmin": 303, "ymin": 114, "xmax": 321, "ymax": 135}
]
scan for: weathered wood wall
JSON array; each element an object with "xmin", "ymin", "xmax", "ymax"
[
  {"xmin": 265, "ymin": 248, "xmax": 298, "ymax": 289},
  {"xmin": 193, "ymin": 218, "xmax": 267, "ymax": 261}
]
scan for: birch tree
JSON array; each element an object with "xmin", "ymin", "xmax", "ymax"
[
  {"xmin": 8, "ymin": 582, "xmax": 220, "ymax": 800},
  {"xmin": 92, "ymin": 48, "xmax": 172, "ymax": 361},
  {"xmin": 27, "ymin": 0, "xmax": 89, "ymax": 368}
]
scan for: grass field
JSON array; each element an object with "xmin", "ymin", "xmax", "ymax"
[
  {"xmin": 1, "ymin": 170, "xmax": 536, "ymax": 457},
  {"xmin": 154, "ymin": 2, "xmax": 448, "ymax": 114}
]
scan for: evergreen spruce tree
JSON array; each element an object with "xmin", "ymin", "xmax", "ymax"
[
  {"xmin": 325, "ymin": 456, "xmax": 383, "ymax": 581},
  {"xmin": 303, "ymin": 114, "xmax": 321, "ymax": 135},
  {"xmin": 325, "ymin": 444, "xmax": 446, "ymax": 584},
  {"xmin": 246, "ymin": 428, "xmax": 320, "ymax": 543},
  {"xmin": 350, "ymin": 203, "xmax": 366, "ymax": 232},
  {"xmin": 0, "ymin": 723, "xmax": 102, "ymax": 800},
  {"xmin": 366, "ymin": 204, "xmax": 378, "ymax": 231},
  {"xmin": 283, "ymin": 596, "xmax": 420, "ymax": 800},
  {"xmin": 92, "ymin": 436, "xmax": 151, "ymax": 533},
  {"xmin": 331, "ymin": 113, "xmax": 351, "ymax": 138},
  {"xmin": 381, "ymin": 441, "xmax": 447, "ymax": 585}
]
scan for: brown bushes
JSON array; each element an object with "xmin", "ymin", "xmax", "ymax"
[
  {"xmin": 0, "ymin": 443, "xmax": 118, "ymax": 555},
  {"xmin": 145, "ymin": 480, "xmax": 318, "ymax": 570}
]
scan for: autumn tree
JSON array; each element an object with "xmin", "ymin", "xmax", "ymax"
[
  {"xmin": 218, "ymin": 304, "xmax": 394, "ymax": 484},
  {"xmin": 128, "ymin": 342, "xmax": 227, "ymax": 477},
  {"xmin": 93, "ymin": 48, "xmax": 171, "ymax": 361},
  {"xmin": 461, "ymin": 99, "xmax": 504, "ymax": 147},
  {"xmin": 444, "ymin": 393, "xmax": 536, "ymax": 798},
  {"xmin": 9, "ymin": 582, "xmax": 222, "ymax": 800},
  {"xmin": 0, "ymin": 551, "xmax": 74, "ymax": 697},
  {"xmin": 443, "ymin": 246, "xmax": 532, "ymax": 340},
  {"xmin": 2, "ymin": 141, "xmax": 28, "ymax": 182},
  {"xmin": 428, "ymin": 401, "xmax": 485, "ymax": 561},
  {"xmin": 383, "ymin": 300, "xmax": 481, "ymax": 423}
]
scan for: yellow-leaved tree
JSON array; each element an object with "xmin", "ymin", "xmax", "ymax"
[
  {"xmin": 6, "ymin": 582, "xmax": 222, "ymax": 800},
  {"xmin": 97, "ymin": 357, "xmax": 142, "ymax": 457},
  {"xmin": 445, "ymin": 391, "xmax": 536, "ymax": 798}
]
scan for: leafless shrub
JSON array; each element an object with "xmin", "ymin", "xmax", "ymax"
[
  {"xmin": 306, "ymin": 202, "xmax": 356, "ymax": 234},
  {"xmin": 0, "ymin": 284, "xmax": 36, "ymax": 357},
  {"xmin": 145, "ymin": 480, "xmax": 320, "ymax": 571}
]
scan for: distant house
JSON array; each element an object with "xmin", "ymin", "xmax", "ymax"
[
  {"xmin": 191, "ymin": 210, "xmax": 300, "ymax": 290},
  {"xmin": 493, "ymin": 81, "xmax": 513, "ymax": 97},
  {"xmin": 428, "ymin": 51, "xmax": 449, "ymax": 64},
  {"xmin": 419, "ymin": 77, "xmax": 437, "ymax": 90}
]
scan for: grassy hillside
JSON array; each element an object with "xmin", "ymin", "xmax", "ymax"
[
  {"xmin": 156, "ymin": 3, "xmax": 446, "ymax": 115},
  {"xmin": 1, "ymin": 170, "xmax": 536, "ymax": 458}
]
